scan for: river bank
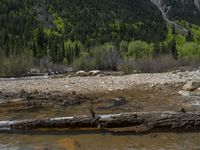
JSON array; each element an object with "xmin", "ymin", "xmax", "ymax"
[
  {"xmin": 1, "ymin": 70, "xmax": 200, "ymax": 95},
  {"xmin": 0, "ymin": 70, "xmax": 200, "ymax": 121}
]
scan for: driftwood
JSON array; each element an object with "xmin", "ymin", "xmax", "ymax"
[{"xmin": 1, "ymin": 111, "xmax": 200, "ymax": 132}]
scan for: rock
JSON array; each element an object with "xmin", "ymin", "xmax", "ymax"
[
  {"xmin": 75, "ymin": 70, "xmax": 88, "ymax": 77},
  {"xmin": 178, "ymin": 73, "xmax": 183, "ymax": 79},
  {"xmin": 182, "ymin": 81, "xmax": 200, "ymax": 91},
  {"xmin": 70, "ymin": 81, "xmax": 75, "ymax": 84},
  {"xmin": 97, "ymin": 74, "xmax": 104, "ymax": 77},
  {"xmin": 178, "ymin": 90, "xmax": 192, "ymax": 97},
  {"xmin": 30, "ymin": 68, "xmax": 40, "ymax": 74},
  {"xmin": 132, "ymin": 70, "xmax": 142, "ymax": 74},
  {"xmin": 149, "ymin": 83, "xmax": 155, "ymax": 88},
  {"xmin": 171, "ymin": 70, "xmax": 180, "ymax": 74},
  {"xmin": 88, "ymin": 70, "xmax": 101, "ymax": 76},
  {"xmin": 196, "ymin": 70, "xmax": 200, "ymax": 74}
]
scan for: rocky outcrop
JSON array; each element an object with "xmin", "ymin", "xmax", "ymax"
[
  {"xmin": 194, "ymin": 0, "xmax": 200, "ymax": 11},
  {"xmin": 151, "ymin": 0, "xmax": 188, "ymax": 35}
]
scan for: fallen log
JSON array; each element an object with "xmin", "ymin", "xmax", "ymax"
[{"xmin": 1, "ymin": 111, "xmax": 200, "ymax": 132}]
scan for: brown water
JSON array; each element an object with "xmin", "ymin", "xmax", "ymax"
[
  {"xmin": 1, "ymin": 132, "xmax": 200, "ymax": 150},
  {"xmin": 1, "ymin": 86, "xmax": 200, "ymax": 150}
]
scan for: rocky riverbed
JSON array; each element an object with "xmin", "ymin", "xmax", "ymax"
[
  {"xmin": 0, "ymin": 70, "xmax": 200, "ymax": 95},
  {"xmin": 0, "ymin": 70, "xmax": 200, "ymax": 121},
  {"xmin": 1, "ymin": 70, "xmax": 200, "ymax": 150}
]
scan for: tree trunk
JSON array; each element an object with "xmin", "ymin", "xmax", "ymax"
[{"xmin": 1, "ymin": 111, "xmax": 200, "ymax": 132}]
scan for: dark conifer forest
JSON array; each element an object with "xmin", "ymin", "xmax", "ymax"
[{"xmin": 0, "ymin": 0, "xmax": 200, "ymax": 76}]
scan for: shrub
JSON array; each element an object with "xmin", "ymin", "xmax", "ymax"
[
  {"xmin": 72, "ymin": 43, "xmax": 120, "ymax": 71},
  {"xmin": 118, "ymin": 55, "xmax": 178, "ymax": 73},
  {"xmin": 72, "ymin": 52, "xmax": 93, "ymax": 71},
  {"xmin": 177, "ymin": 42, "xmax": 200, "ymax": 58},
  {"xmin": 127, "ymin": 40, "xmax": 153, "ymax": 59},
  {"xmin": 0, "ymin": 52, "xmax": 33, "ymax": 77}
]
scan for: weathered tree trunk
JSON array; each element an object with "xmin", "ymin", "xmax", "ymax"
[{"xmin": 1, "ymin": 111, "xmax": 200, "ymax": 132}]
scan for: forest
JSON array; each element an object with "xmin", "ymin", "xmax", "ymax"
[{"xmin": 0, "ymin": 0, "xmax": 200, "ymax": 76}]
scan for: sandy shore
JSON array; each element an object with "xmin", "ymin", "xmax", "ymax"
[{"xmin": 0, "ymin": 70, "xmax": 200, "ymax": 94}]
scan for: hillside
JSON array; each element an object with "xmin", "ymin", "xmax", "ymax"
[
  {"xmin": 0, "ymin": 0, "xmax": 166, "ymax": 57},
  {"xmin": 152, "ymin": 0, "xmax": 200, "ymax": 25},
  {"xmin": 0, "ymin": 0, "xmax": 200, "ymax": 77}
]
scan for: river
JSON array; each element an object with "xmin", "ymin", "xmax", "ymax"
[
  {"xmin": 1, "ymin": 132, "xmax": 200, "ymax": 150},
  {"xmin": 1, "ymin": 86, "xmax": 200, "ymax": 150}
]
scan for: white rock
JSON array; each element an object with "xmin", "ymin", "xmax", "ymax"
[
  {"xmin": 88, "ymin": 70, "xmax": 101, "ymax": 76},
  {"xmin": 183, "ymin": 81, "xmax": 200, "ymax": 91},
  {"xmin": 75, "ymin": 71, "xmax": 88, "ymax": 77},
  {"xmin": 178, "ymin": 90, "xmax": 191, "ymax": 97}
]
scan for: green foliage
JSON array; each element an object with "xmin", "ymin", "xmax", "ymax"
[
  {"xmin": 73, "ymin": 43, "xmax": 120, "ymax": 70},
  {"xmin": 119, "ymin": 41, "xmax": 128, "ymax": 58},
  {"xmin": 175, "ymin": 34, "xmax": 186, "ymax": 46},
  {"xmin": 1, "ymin": 0, "xmax": 200, "ymax": 76},
  {"xmin": 192, "ymin": 26, "xmax": 200, "ymax": 42},
  {"xmin": 177, "ymin": 42, "xmax": 200, "ymax": 58},
  {"xmin": 64, "ymin": 40, "xmax": 83, "ymax": 64},
  {"xmin": 0, "ymin": 0, "xmax": 167, "ymax": 65},
  {"xmin": 127, "ymin": 41, "xmax": 153, "ymax": 59}
]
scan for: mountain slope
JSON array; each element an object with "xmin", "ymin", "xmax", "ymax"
[
  {"xmin": 151, "ymin": 0, "xmax": 200, "ymax": 26},
  {"xmin": 0, "ymin": 0, "xmax": 200, "ymax": 66}
]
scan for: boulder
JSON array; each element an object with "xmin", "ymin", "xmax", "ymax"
[
  {"xmin": 88, "ymin": 70, "xmax": 101, "ymax": 76},
  {"xmin": 178, "ymin": 91, "xmax": 192, "ymax": 97},
  {"xmin": 75, "ymin": 71, "xmax": 88, "ymax": 77},
  {"xmin": 182, "ymin": 81, "xmax": 200, "ymax": 91}
]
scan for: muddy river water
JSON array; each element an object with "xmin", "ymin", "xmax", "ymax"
[
  {"xmin": 1, "ymin": 85, "xmax": 200, "ymax": 150},
  {"xmin": 1, "ymin": 132, "xmax": 200, "ymax": 150}
]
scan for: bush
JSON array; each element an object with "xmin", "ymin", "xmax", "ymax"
[
  {"xmin": 72, "ymin": 43, "xmax": 120, "ymax": 70},
  {"xmin": 0, "ymin": 53, "xmax": 33, "ymax": 77},
  {"xmin": 177, "ymin": 42, "xmax": 200, "ymax": 58},
  {"xmin": 118, "ymin": 55, "xmax": 178, "ymax": 73},
  {"xmin": 72, "ymin": 52, "xmax": 93, "ymax": 71},
  {"xmin": 127, "ymin": 40, "xmax": 153, "ymax": 59}
]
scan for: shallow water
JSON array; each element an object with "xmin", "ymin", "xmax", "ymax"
[
  {"xmin": 1, "ymin": 132, "xmax": 200, "ymax": 150},
  {"xmin": 1, "ymin": 86, "xmax": 200, "ymax": 150}
]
